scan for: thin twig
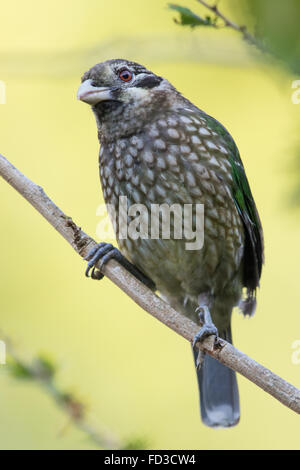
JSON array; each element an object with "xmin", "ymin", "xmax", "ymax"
[
  {"xmin": 196, "ymin": 0, "xmax": 265, "ymax": 52},
  {"xmin": 4, "ymin": 335, "xmax": 127, "ymax": 449},
  {"xmin": 0, "ymin": 153, "xmax": 300, "ymax": 414}
]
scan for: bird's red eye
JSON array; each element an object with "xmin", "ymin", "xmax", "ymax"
[{"xmin": 119, "ymin": 69, "xmax": 132, "ymax": 82}]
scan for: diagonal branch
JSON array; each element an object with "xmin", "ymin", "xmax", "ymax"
[
  {"xmin": 0, "ymin": 153, "xmax": 299, "ymax": 414},
  {"xmin": 5, "ymin": 335, "xmax": 123, "ymax": 449},
  {"xmin": 196, "ymin": 0, "xmax": 265, "ymax": 52}
]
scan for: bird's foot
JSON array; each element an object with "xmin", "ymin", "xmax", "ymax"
[
  {"xmin": 84, "ymin": 242, "xmax": 156, "ymax": 289},
  {"xmin": 193, "ymin": 306, "xmax": 218, "ymax": 370}
]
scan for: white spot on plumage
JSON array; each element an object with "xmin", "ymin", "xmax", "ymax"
[
  {"xmin": 192, "ymin": 163, "xmax": 210, "ymax": 179},
  {"xmin": 144, "ymin": 150, "xmax": 154, "ymax": 164},
  {"xmin": 191, "ymin": 135, "xmax": 201, "ymax": 145},
  {"xmin": 148, "ymin": 188, "xmax": 155, "ymax": 200},
  {"xmin": 131, "ymin": 136, "xmax": 143, "ymax": 150},
  {"xmin": 209, "ymin": 208, "xmax": 219, "ymax": 220},
  {"xmin": 218, "ymin": 144, "xmax": 228, "ymax": 154},
  {"xmin": 132, "ymin": 189, "xmax": 141, "ymax": 203},
  {"xmin": 115, "ymin": 146, "xmax": 122, "ymax": 158},
  {"xmin": 146, "ymin": 168, "xmax": 155, "ymax": 182},
  {"xmin": 180, "ymin": 145, "xmax": 191, "ymax": 154},
  {"xmin": 167, "ymin": 128, "xmax": 180, "ymax": 139},
  {"xmin": 199, "ymin": 127, "xmax": 211, "ymax": 136},
  {"xmin": 156, "ymin": 185, "xmax": 167, "ymax": 198},
  {"xmin": 206, "ymin": 141, "xmax": 218, "ymax": 151},
  {"xmin": 116, "ymin": 169, "xmax": 124, "ymax": 180},
  {"xmin": 140, "ymin": 182, "xmax": 147, "ymax": 194},
  {"xmin": 154, "ymin": 139, "xmax": 166, "ymax": 150},
  {"xmin": 132, "ymin": 174, "xmax": 139, "ymax": 186},
  {"xmin": 187, "ymin": 152, "xmax": 198, "ymax": 162},
  {"xmin": 209, "ymin": 156, "xmax": 219, "ymax": 167},
  {"xmin": 126, "ymin": 182, "xmax": 132, "ymax": 193},
  {"xmin": 192, "ymin": 116, "xmax": 202, "ymax": 125},
  {"xmin": 137, "ymin": 139, "xmax": 144, "ymax": 150},
  {"xmin": 167, "ymin": 117, "xmax": 178, "ymax": 127},
  {"xmin": 157, "ymin": 119, "xmax": 167, "ymax": 128},
  {"xmin": 205, "ymin": 216, "xmax": 212, "ymax": 230},
  {"xmin": 190, "ymin": 186, "xmax": 202, "ymax": 196},
  {"xmin": 186, "ymin": 171, "xmax": 196, "ymax": 187},
  {"xmin": 223, "ymin": 159, "xmax": 232, "ymax": 170},
  {"xmin": 127, "ymin": 166, "xmax": 134, "ymax": 179},
  {"xmin": 234, "ymin": 227, "xmax": 240, "ymax": 238},
  {"xmin": 216, "ymin": 193, "xmax": 225, "ymax": 205},
  {"xmin": 124, "ymin": 154, "xmax": 133, "ymax": 167},
  {"xmin": 170, "ymin": 181, "xmax": 179, "ymax": 192},
  {"xmin": 129, "ymin": 146, "xmax": 138, "ymax": 157},
  {"xmin": 130, "ymin": 136, "xmax": 137, "ymax": 145},
  {"xmin": 180, "ymin": 115, "xmax": 193, "ymax": 124},
  {"xmin": 167, "ymin": 154, "xmax": 177, "ymax": 166},
  {"xmin": 160, "ymin": 173, "xmax": 171, "ymax": 188},
  {"xmin": 204, "ymin": 197, "xmax": 213, "ymax": 211},
  {"xmin": 219, "ymin": 161, "xmax": 228, "ymax": 172},
  {"xmin": 108, "ymin": 175, "xmax": 114, "ymax": 187},
  {"xmin": 149, "ymin": 126, "xmax": 159, "ymax": 138},
  {"xmin": 202, "ymin": 180, "xmax": 216, "ymax": 195},
  {"xmin": 157, "ymin": 157, "xmax": 166, "ymax": 169}
]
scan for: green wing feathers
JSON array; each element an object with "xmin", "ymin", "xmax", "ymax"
[
  {"xmin": 204, "ymin": 113, "xmax": 264, "ymax": 300},
  {"xmin": 229, "ymin": 150, "xmax": 264, "ymax": 293}
]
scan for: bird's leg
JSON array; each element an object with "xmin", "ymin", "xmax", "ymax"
[
  {"xmin": 84, "ymin": 242, "xmax": 156, "ymax": 290},
  {"xmin": 193, "ymin": 305, "xmax": 218, "ymax": 370}
]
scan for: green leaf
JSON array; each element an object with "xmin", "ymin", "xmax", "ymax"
[
  {"xmin": 168, "ymin": 4, "xmax": 214, "ymax": 28},
  {"xmin": 8, "ymin": 359, "xmax": 32, "ymax": 379},
  {"xmin": 122, "ymin": 436, "xmax": 149, "ymax": 450}
]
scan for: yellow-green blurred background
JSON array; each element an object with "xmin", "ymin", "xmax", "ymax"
[{"xmin": 0, "ymin": 0, "xmax": 300, "ymax": 450}]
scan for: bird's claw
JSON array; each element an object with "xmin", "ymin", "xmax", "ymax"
[
  {"xmin": 84, "ymin": 242, "xmax": 156, "ymax": 289},
  {"xmin": 84, "ymin": 242, "xmax": 122, "ymax": 279},
  {"xmin": 192, "ymin": 324, "xmax": 218, "ymax": 348},
  {"xmin": 192, "ymin": 306, "xmax": 218, "ymax": 369},
  {"xmin": 195, "ymin": 349, "xmax": 205, "ymax": 370},
  {"xmin": 91, "ymin": 267, "xmax": 104, "ymax": 280}
]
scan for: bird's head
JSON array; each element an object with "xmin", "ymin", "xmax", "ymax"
[{"xmin": 77, "ymin": 59, "xmax": 181, "ymax": 140}]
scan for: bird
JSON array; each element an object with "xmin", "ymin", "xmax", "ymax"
[{"xmin": 77, "ymin": 59, "xmax": 264, "ymax": 427}]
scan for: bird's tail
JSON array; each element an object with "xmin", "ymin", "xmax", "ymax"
[{"xmin": 193, "ymin": 326, "xmax": 240, "ymax": 427}]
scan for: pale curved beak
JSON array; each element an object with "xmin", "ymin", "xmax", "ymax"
[{"xmin": 77, "ymin": 79, "xmax": 112, "ymax": 105}]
